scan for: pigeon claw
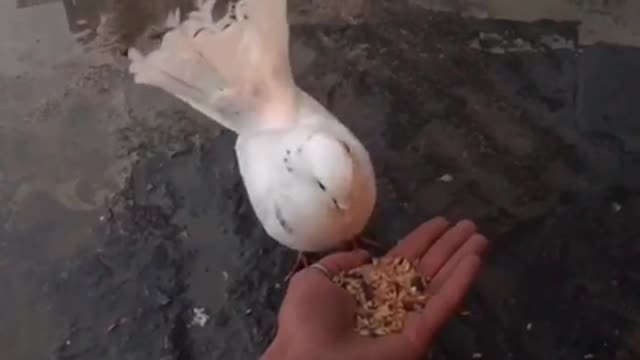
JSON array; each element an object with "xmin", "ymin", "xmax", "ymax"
[{"xmin": 284, "ymin": 252, "xmax": 311, "ymax": 282}]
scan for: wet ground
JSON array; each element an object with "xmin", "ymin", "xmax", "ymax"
[{"xmin": 2, "ymin": 0, "xmax": 640, "ymax": 359}]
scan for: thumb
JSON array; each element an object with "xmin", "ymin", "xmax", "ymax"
[
  {"xmin": 289, "ymin": 250, "xmax": 370, "ymax": 287},
  {"xmin": 314, "ymin": 249, "xmax": 371, "ymax": 276}
]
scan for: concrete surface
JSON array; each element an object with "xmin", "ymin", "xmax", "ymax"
[{"xmin": 1, "ymin": 0, "xmax": 640, "ymax": 359}]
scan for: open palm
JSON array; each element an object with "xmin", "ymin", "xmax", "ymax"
[{"xmin": 262, "ymin": 217, "xmax": 489, "ymax": 360}]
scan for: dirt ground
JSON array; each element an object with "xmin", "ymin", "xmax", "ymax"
[{"xmin": 2, "ymin": 1, "xmax": 640, "ymax": 359}]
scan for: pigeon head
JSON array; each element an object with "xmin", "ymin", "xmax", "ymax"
[{"xmin": 298, "ymin": 132, "xmax": 355, "ymax": 211}]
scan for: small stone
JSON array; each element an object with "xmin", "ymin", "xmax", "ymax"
[
  {"xmin": 472, "ymin": 353, "xmax": 483, "ymax": 359},
  {"xmin": 177, "ymin": 229, "xmax": 190, "ymax": 241},
  {"xmin": 154, "ymin": 289, "xmax": 171, "ymax": 306},
  {"xmin": 611, "ymin": 202, "xmax": 622, "ymax": 213},
  {"xmin": 438, "ymin": 173, "xmax": 454, "ymax": 182},
  {"xmin": 191, "ymin": 307, "xmax": 210, "ymax": 327}
]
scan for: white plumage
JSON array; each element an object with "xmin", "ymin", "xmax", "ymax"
[{"xmin": 128, "ymin": 0, "xmax": 377, "ymax": 253}]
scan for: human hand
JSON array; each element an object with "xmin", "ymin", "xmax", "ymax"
[{"xmin": 261, "ymin": 217, "xmax": 489, "ymax": 360}]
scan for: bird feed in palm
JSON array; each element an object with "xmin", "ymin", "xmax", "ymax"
[{"xmin": 333, "ymin": 256, "xmax": 431, "ymax": 337}]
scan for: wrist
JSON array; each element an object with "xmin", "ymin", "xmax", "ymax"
[{"xmin": 262, "ymin": 332, "xmax": 330, "ymax": 360}]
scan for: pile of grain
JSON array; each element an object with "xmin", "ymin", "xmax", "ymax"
[{"xmin": 333, "ymin": 256, "xmax": 431, "ymax": 337}]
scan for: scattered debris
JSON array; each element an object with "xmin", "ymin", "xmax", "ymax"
[
  {"xmin": 611, "ymin": 202, "xmax": 622, "ymax": 213},
  {"xmin": 191, "ymin": 307, "xmax": 210, "ymax": 327},
  {"xmin": 333, "ymin": 257, "xmax": 431, "ymax": 337},
  {"xmin": 584, "ymin": 354, "xmax": 595, "ymax": 359},
  {"xmin": 98, "ymin": 209, "xmax": 114, "ymax": 223},
  {"xmin": 460, "ymin": 310, "xmax": 472, "ymax": 316},
  {"xmin": 438, "ymin": 173, "xmax": 454, "ymax": 183},
  {"xmin": 222, "ymin": 271, "xmax": 229, "ymax": 281},
  {"xmin": 540, "ymin": 34, "xmax": 576, "ymax": 50},
  {"xmin": 472, "ymin": 353, "xmax": 484, "ymax": 359},
  {"xmin": 177, "ymin": 229, "xmax": 190, "ymax": 241},
  {"xmin": 469, "ymin": 32, "xmax": 575, "ymax": 54},
  {"xmin": 106, "ymin": 317, "xmax": 128, "ymax": 333},
  {"xmin": 526, "ymin": 322, "xmax": 533, "ymax": 331}
]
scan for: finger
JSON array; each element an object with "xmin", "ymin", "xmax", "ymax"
[
  {"xmin": 418, "ymin": 220, "xmax": 476, "ymax": 279},
  {"xmin": 406, "ymin": 255, "xmax": 482, "ymax": 350},
  {"xmin": 430, "ymin": 234, "xmax": 488, "ymax": 289},
  {"xmin": 386, "ymin": 217, "xmax": 450, "ymax": 260},
  {"xmin": 314, "ymin": 249, "xmax": 371, "ymax": 276}
]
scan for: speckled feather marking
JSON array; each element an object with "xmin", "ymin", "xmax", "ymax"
[{"xmin": 274, "ymin": 205, "xmax": 294, "ymax": 235}]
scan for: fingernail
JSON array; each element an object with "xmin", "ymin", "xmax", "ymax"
[
  {"xmin": 471, "ymin": 234, "xmax": 490, "ymax": 253},
  {"xmin": 432, "ymin": 216, "xmax": 450, "ymax": 226},
  {"xmin": 470, "ymin": 233, "xmax": 487, "ymax": 242},
  {"xmin": 456, "ymin": 219, "xmax": 476, "ymax": 229}
]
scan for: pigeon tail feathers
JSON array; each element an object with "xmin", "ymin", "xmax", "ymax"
[{"xmin": 128, "ymin": 0, "xmax": 297, "ymax": 133}]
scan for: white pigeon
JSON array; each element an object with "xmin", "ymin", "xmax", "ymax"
[{"xmin": 128, "ymin": 0, "xmax": 377, "ymax": 269}]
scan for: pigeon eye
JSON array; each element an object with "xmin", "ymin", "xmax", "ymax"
[
  {"xmin": 193, "ymin": 27, "xmax": 205, "ymax": 38},
  {"xmin": 340, "ymin": 141, "xmax": 351, "ymax": 154},
  {"xmin": 316, "ymin": 179, "xmax": 326, "ymax": 191}
]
